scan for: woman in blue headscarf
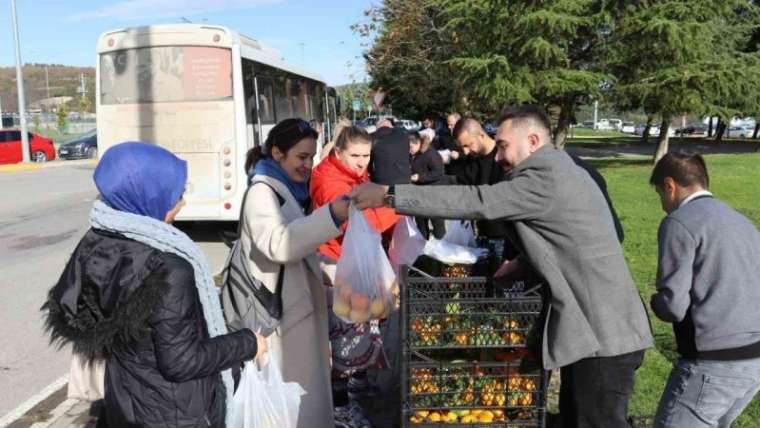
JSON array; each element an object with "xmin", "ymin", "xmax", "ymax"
[{"xmin": 42, "ymin": 141, "xmax": 267, "ymax": 428}]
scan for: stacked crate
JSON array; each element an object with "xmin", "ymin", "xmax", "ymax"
[{"xmin": 400, "ymin": 262, "xmax": 547, "ymax": 427}]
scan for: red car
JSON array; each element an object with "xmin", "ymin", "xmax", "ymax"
[{"xmin": 0, "ymin": 130, "xmax": 56, "ymax": 164}]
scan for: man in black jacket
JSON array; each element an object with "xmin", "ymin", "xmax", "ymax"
[
  {"xmin": 452, "ymin": 118, "xmax": 517, "ymax": 260},
  {"xmin": 370, "ymin": 125, "xmax": 412, "ymax": 185}
]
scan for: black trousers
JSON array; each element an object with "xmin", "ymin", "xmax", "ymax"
[
  {"xmin": 559, "ymin": 349, "xmax": 645, "ymax": 428},
  {"xmin": 415, "ymin": 216, "xmax": 446, "ymax": 240}
]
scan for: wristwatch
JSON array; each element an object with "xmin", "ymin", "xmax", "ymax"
[{"xmin": 383, "ymin": 185, "xmax": 395, "ymax": 208}]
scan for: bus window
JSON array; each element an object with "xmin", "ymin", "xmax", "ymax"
[
  {"xmin": 243, "ymin": 59, "xmax": 256, "ymax": 125},
  {"xmin": 100, "ymin": 46, "xmax": 232, "ymax": 104},
  {"xmin": 297, "ymin": 79, "xmax": 310, "ymax": 119},
  {"xmin": 274, "ymin": 73, "xmax": 292, "ymax": 120},
  {"xmin": 256, "ymin": 77, "xmax": 275, "ymax": 124},
  {"xmin": 310, "ymin": 82, "xmax": 324, "ymax": 122}
]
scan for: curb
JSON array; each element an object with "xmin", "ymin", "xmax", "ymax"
[
  {"xmin": 0, "ymin": 159, "xmax": 96, "ymax": 173},
  {"xmin": 0, "ymin": 164, "xmax": 43, "ymax": 173}
]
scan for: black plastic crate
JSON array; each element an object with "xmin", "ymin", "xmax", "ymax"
[
  {"xmin": 402, "ymin": 266, "xmax": 543, "ymax": 350},
  {"xmin": 402, "ymin": 360, "xmax": 547, "ymax": 427}
]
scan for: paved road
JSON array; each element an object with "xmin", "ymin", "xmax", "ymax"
[{"xmin": 0, "ymin": 163, "xmax": 231, "ymax": 423}]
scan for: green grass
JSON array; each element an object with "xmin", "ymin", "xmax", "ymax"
[
  {"xmin": 588, "ymin": 154, "xmax": 760, "ymax": 426},
  {"xmin": 571, "ymin": 128, "xmax": 629, "ymax": 137},
  {"xmin": 567, "ymin": 134, "xmax": 760, "ymax": 148}
]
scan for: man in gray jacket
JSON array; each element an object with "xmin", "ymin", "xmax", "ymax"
[
  {"xmin": 650, "ymin": 152, "xmax": 760, "ymax": 428},
  {"xmin": 352, "ymin": 105, "xmax": 653, "ymax": 427}
]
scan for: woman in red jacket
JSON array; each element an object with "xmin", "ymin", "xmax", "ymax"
[{"xmin": 310, "ymin": 125, "xmax": 400, "ymax": 428}]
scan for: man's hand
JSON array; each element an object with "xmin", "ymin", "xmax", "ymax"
[
  {"xmin": 350, "ymin": 183, "xmax": 389, "ymax": 209},
  {"xmin": 450, "ymin": 150, "xmax": 460, "ymax": 160},
  {"xmin": 494, "ymin": 258, "xmax": 525, "ymax": 280}
]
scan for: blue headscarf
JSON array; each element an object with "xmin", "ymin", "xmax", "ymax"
[
  {"xmin": 94, "ymin": 141, "xmax": 187, "ymax": 221},
  {"xmin": 251, "ymin": 157, "xmax": 310, "ymax": 204}
]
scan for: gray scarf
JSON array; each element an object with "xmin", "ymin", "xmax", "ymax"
[{"xmin": 90, "ymin": 200, "xmax": 235, "ymax": 426}]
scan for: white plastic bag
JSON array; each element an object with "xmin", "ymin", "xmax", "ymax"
[
  {"xmin": 388, "ymin": 216, "xmax": 427, "ymax": 276},
  {"xmin": 67, "ymin": 353, "xmax": 105, "ymax": 402},
  {"xmin": 229, "ymin": 357, "xmax": 305, "ymax": 428},
  {"xmin": 423, "ymin": 238, "xmax": 488, "ymax": 265},
  {"xmin": 443, "ymin": 219, "xmax": 477, "ymax": 247},
  {"xmin": 333, "ymin": 204, "xmax": 397, "ymax": 323}
]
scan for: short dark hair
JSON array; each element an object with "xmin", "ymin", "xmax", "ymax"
[
  {"xmin": 452, "ymin": 117, "xmax": 481, "ymax": 140},
  {"xmin": 497, "ymin": 105, "xmax": 552, "ymax": 136},
  {"xmin": 650, "ymin": 152, "xmax": 709, "ymax": 189}
]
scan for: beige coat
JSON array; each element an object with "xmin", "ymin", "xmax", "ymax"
[{"xmin": 241, "ymin": 175, "xmax": 341, "ymax": 428}]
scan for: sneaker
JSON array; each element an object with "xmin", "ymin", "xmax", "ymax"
[{"xmin": 334, "ymin": 401, "xmax": 372, "ymax": 428}]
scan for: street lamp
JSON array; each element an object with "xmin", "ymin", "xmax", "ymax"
[{"xmin": 11, "ymin": 0, "xmax": 31, "ymax": 163}]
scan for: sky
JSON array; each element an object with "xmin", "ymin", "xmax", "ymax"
[{"xmin": 0, "ymin": 0, "xmax": 374, "ymax": 86}]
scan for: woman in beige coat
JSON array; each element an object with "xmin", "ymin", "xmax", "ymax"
[{"xmin": 241, "ymin": 118, "xmax": 350, "ymax": 428}]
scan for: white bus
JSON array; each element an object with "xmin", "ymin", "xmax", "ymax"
[{"xmin": 96, "ymin": 24, "xmax": 339, "ymax": 221}]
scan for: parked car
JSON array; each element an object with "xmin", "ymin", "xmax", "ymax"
[
  {"xmin": 0, "ymin": 130, "xmax": 56, "ymax": 164},
  {"xmin": 728, "ymin": 125, "xmax": 754, "ymax": 138},
  {"xmin": 675, "ymin": 124, "xmax": 708, "ymax": 136},
  {"xmin": 648, "ymin": 126, "xmax": 676, "ymax": 138},
  {"xmin": 395, "ymin": 119, "xmax": 421, "ymax": 132},
  {"xmin": 621, "ymin": 122, "xmax": 636, "ymax": 134},
  {"xmin": 580, "ymin": 121, "xmax": 595, "ymax": 128},
  {"xmin": 483, "ymin": 122, "xmax": 497, "ymax": 137},
  {"xmin": 58, "ymin": 131, "xmax": 97, "ymax": 160}
]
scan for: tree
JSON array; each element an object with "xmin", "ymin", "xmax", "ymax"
[
  {"xmin": 357, "ymin": 0, "xmax": 462, "ymax": 119},
  {"xmin": 57, "ymin": 102, "xmax": 69, "ymax": 131},
  {"xmin": 438, "ymin": 0, "xmax": 612, "ymax": 148},
  {"xmin": 362, "ymin": 0, "xmax": 613, "ymax": 147},
  {"xmin": 606, "ymin": 0, "xmax": 760, "ymax": 162}
]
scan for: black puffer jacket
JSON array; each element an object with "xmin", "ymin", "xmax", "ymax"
[{"xmin": 43, "ymin": 229, "xmax": 258, "ymax": 428}]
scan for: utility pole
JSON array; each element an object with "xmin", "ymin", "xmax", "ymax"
[
  {"xmin": 45, "ymin": 65, "xmax": 50, "ymax": 99},
  {"xmin": 11, "ymin": 0, "xmax": 31, "ymax": 163},
  {"xmin": 78, "ymin": 73, "xmax": 89, "ymax": 114}
]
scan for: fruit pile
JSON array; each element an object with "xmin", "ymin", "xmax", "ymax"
[
  {"xmin": 332, "ymin": 279, "xmax": 395, "ymax": 323},
  {"xmin": 409, "ymin": 367, "xmax": 537, "ymax": 409},
  {"xmin": 409, "ymin": 409, "xmax": 507, "ymax": 424},
  {"xmin": 409, "ymin": 313, "xmax": 526, "ymax": 348}
]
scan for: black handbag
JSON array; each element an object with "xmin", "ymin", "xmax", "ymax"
[{"xmin": 221, "ymin": 182, "xmax": 285, "ymax": 337}]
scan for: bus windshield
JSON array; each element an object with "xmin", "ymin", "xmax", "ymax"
[{"xmin": 100, "ymin": 46, "xmax": 232, "ymax": 104}]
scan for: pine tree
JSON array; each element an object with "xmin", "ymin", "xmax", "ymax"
[
  {"xmin": 436, "ymin": 0, "xmax": 611, "ymax": 147},
  {"xmin": 605, "ymin": 0, "xmax": 760, "ymax": 161}
]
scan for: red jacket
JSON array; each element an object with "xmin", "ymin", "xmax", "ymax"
[{"xmin": 310, "ymin": 154, "xmax": 400, "ymax": 261}]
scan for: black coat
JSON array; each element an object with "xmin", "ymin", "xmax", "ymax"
[
  {"xmin": 411, "ymin": 149, "xmax": 444, "ymax": 185},
  {"xmin": 454, "ymin": 147, "xmax": 512, "ymax": 241},
  {"xmin": 42, "ymin": 229, "xmax": 258, "ymax": 428},
  {"xmin": 370, "ymin": 127, "xmax": 412, "ymax": 185}
]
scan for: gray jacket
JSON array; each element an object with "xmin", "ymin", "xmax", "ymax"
[
  {"xmin": 652, "ymin": 195, "xmax": 760, "ymax": 358},
  {"xmin": 394, "ymin": 144, "xmax": 653, "ymax": 369}
]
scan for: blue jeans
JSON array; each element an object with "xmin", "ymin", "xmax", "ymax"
[{"xmin": 653, "ymin": 357, "xmax": 760, "ymax": 428}]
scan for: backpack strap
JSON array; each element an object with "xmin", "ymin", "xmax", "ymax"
[{"xmin": 236, "ymin": 180, "xmax": 286, "ymax": 238}]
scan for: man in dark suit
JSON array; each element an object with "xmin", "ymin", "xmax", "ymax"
[
  {"xmin": 650, "ymin": 152, "xmax": 760, "ymax": 428},
  {"xmin": 352, "ymin": 105, "xmax": 653, "ymax": 428}
]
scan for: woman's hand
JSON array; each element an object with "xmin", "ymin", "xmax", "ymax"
[
  {"xmin": 330, "ymin": 196, "xmax": 350, "ymax": 221},
  {"xmin": 411, "ymin": 174, "xmax": 419, "ymax": 183},
  {"xmin": 252, "ymin": 330, "xmax": 268, "ymax": 362}
]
